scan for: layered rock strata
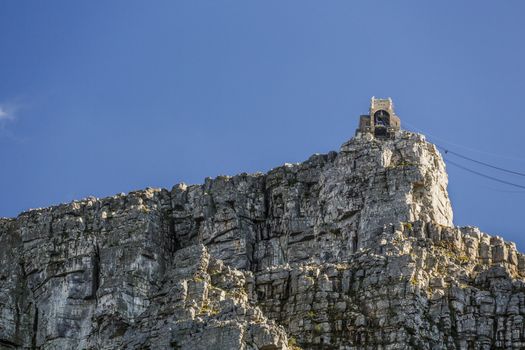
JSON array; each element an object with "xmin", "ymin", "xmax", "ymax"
[{"xmin": 0, "ymin": 131, "xmax": 523, "ymax": 349}]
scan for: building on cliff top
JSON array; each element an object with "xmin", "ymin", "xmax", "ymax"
[{"xmin": 356, "ymin": 97, "xmax": 401, "ymax": 138}]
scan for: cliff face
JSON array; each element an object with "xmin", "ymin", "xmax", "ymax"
[{"xmin": 1, "ymin": 131, "xmax": 524, "ymax": 349}]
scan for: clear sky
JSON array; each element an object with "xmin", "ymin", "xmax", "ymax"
[{"xmin": 1, "ymin": 1, "xmax": 524, "ymax": 249}]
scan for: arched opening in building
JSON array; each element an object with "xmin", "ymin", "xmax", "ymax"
[{"xmin": 373, "ymin": 109, "xmax": 390, "ymax": 136}]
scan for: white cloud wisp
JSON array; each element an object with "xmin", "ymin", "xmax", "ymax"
[{"xmin": 0, "ymin": 104, "xmax": 15, "ymax": 121}]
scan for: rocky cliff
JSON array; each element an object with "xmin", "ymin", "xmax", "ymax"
[{"xmin": 1, "ymin": 131, "xmax": 524, "ymax": 349}]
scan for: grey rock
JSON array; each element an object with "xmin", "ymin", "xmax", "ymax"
[{"xmin": 0, "ymin": 131, "xmax": 524, "ymax": 349}]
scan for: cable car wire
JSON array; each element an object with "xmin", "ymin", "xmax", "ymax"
[
  {"xmin": 398, "ymin": 121, "xmax": 525, "ymax": 190},
  {"xmin": 477, "ymin": 185, "xmax": 525, "ymax": 194},
  {"xmin": 403, "ymin": 120, "xmax": 525, "ymax": 163},
  {"xmin": 436, "ymin": 145, "xmax": 525, "ymax": 177},
  {"xmin": 444, "ymin": 158, "xmax": 525, "ymax": 190},
  {"xmin": 402, "ymin": 120, "xmax": 525, "ymax": 177}
]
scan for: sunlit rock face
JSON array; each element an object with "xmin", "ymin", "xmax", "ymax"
[
  {"xmin": 171, "ymin": 131, "xmax": 453, "ymax": 271},
  {"xmin": 1, "ymin": 131, "xmax": 524, "ymax": 350}
]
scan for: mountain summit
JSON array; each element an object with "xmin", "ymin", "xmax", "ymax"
[{"xmin": 1, "ymin": 101, "xmax": 524, "ymax": 349}]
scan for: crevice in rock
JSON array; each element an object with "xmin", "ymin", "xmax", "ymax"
[
  {"xmin": 31, "ymin": 306, "xmax": 38, "ymax": 349},
  {"xmin": 167, "ymin": 195, "xmax": 180, "ymax": 254},
  {"xmin": 86, "ymin": 244, "xmax": 100, "ymax": 301},
  {"xmin": 0, "ymin": 339, "xmax": 19, "ymax": 348}
]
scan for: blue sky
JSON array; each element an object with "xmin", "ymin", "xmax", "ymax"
[{"xmin": 1, "ymin": 1, "xmax": 525, "ymax": 248}]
